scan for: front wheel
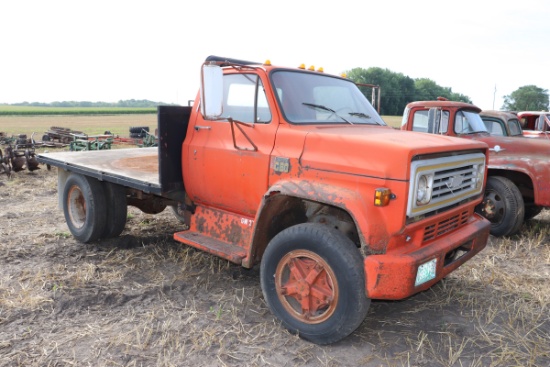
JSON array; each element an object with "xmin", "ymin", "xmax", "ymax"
[
  {"xmin": 260, "ymin": 223, "xmax": 369, "ymax": 345},
  {"xmin": 101, "ymin": 182, "xmax": 127, "ymax": 238},
  {"xmin": 475, "ymin": 176, "xmax": 525, "ymax": 237}
]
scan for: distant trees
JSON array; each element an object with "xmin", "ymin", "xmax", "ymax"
[
  {"xmin": 502, "ymin": 85, "xmax": 549, "ymax": 111},
  {"xmin": 346, "ymin": 67, "xmax": 471, "ymax": 116},
  {"xmin": 10, "ymin": 99, "xmax": 168, "ymax": 108},
  {"xmin": 347, "ymin": 67, "xmax": 415, "ymax": 116}
]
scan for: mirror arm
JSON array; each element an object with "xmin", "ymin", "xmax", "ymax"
[{"xmin": 228, "ymin": 118, "xmax": 258, "ymax": 151}]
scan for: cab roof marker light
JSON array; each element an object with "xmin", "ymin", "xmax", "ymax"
[
  {"xmin": 298, "ymin": 63, "xmax": 306, "ymax": 69},
  {"xmin": 317, "ymin": 67, "xmax": 324, "ymax": 72},
  {"xmin": 264, "ymin": 59, "xmax": 272, "ymax": 66},
  {"xmin": 308, "ymin": 65, "xmax": 315, "ymax": 71}
]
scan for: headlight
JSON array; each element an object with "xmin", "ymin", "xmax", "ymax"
[{"xmin": 416, "ymin": 174, "xmax": 433, "ymax": 205}]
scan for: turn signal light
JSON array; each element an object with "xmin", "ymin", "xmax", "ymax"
[{"xmin": 374, "ymin": 188, "xmax": 392, "ymax": 207}]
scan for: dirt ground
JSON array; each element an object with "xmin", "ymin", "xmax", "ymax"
[{"xmin": 0, "ymin": 160, "xmax": 549, "ymax": 367}]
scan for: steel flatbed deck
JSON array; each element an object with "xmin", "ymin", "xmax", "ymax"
[{"xmin": 37, "ymin": 147, "xmax": 161, "ymax": 195}]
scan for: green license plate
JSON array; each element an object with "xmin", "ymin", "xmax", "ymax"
[{"xmin": 415, "ymin": 259, "xmax": 437, "ymax": 286}]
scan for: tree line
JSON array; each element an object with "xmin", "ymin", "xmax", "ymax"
[
  {"xmin": 6, "ymin": 99, "xmax": 167, "ymax": 108},
  {"xmin": 5, "ymin": 74, "xmax": 548, "ymax": 116},
  {"xmin": 346, "ymin": 67, "xmax": 549, "ymax": 115}
]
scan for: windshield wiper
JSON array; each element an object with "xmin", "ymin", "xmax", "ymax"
[
  {"xmin": 348, "ymin": 112, "xmax": 383, "ymax": 125},
  {"xmin": 302, "ymin": 102, "xmax": 351, "ymax": 124},
  {"xmin": 461, "ymin": 130, "xmax": 489, "ymax": 135}
]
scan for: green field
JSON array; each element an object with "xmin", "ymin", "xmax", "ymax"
[
  {"xmin": 382, "ymin": 115, "xmax": 402, "ymax": 128},
  {"xmin": 0, "ymin": 106, "xmax": 156, "ymax": 116}
]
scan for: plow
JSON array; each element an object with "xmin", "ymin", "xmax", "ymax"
[{"xmin": 0, "ymin": 133, "xmax": 41, "ymax": 178}]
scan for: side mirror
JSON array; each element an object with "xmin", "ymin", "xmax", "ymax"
[
  {"xmin": 427, "ymin": 108, "xmax": 441, "ymax": 134},
  {"xmin": 200, "ymin": 64, "xmax": 223, "ymax": 119}
]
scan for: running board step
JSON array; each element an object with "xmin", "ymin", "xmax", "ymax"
[{"xmin": 173, "ymin": 231, "xmax": 247, "ymax": 264}]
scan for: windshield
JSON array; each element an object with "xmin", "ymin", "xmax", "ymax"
[
  {"xmin": 270, "ymin": 70, "xmax": 386, "ymax": 125},
  {"xmin": 454, "ymin": 110, "xmax": 488, "ymax": 134}
]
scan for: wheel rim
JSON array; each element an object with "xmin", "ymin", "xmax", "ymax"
[
  {"xmin": 67, "ymin": 185, "xmax": 86, "ymax": 229},
  {"xmin": 481, "ymin": 190, "xmax": 505, "ymax": 225},
  {"xmin": 275, "ymin": 249, "xmax": 338, "ymax": 324}
]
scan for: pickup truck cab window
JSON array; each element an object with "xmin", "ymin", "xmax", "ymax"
[
  {"xmin": 220, "ymin": 73, "xmax": 272, "ymax": 123},
  {"xmin": 271, "ymin": 70, "xmax": 385, "ymax": 125},
  {"xmin": 483, "ymin": 119, "xmax": 505, "ymax": 136},
  {"xmin": 411, "ymin": 109, "xmax": 449, "ymax": 133},
  {"xmin": 454, "ymin": 110, "xmax": 488, "ymax": 134},
  {"xmin": 507, "ymin": 119, "xmax": 523, "ymax": 136}
]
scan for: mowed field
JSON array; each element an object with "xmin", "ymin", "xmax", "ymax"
[
  {"xmin": 0, "ymin": 114, "xmax": 403, "ymax": 139},
  {"xmin": 0, "ymin": 114, "xmax": 157, "ymax": 138},
  {"xmin": 0, "ymin": 114, "xmax": 549, "ymax": 366}
]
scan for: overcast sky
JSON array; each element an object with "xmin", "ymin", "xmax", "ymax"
[{"xmin": 1, "ymin": 0, "xmax": 549, "ymax": 111}]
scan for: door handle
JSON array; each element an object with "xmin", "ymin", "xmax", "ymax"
[{"xmin": 194, "ymin": 125, "xmax": 211, "ymax": 131}]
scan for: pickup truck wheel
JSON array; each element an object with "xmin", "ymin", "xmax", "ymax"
[
  {"xmin": 63, "ymin": 174, "xmax": 107, "ymax": 243},
  {"xmin": 260, "ymin": 223, "xmax": 369, "ymax": 345},
  {"xmin": 476, "ymin": 176, "xmax": 524, "ymax": 237},
  {"xmin": 102, "ymin": 182, "xmax": 127, "ymax": 238}
]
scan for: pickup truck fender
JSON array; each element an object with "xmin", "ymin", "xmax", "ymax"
[
  {"xmin": 488, "ymin": 156, "xmax": 550, "ymax": 206},
  {"xmin": 247, "ymin": 179, "xmax": 390, "ymax": 267}
]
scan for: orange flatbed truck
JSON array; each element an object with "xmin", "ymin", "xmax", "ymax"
[{"xmin": 37, "ymin": 56, "xmax": 490, "ymax": 344}]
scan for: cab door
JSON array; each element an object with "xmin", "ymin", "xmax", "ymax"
[{"xmin": 185, "ymin": 72, "xmax": 278, "ymax": 216}]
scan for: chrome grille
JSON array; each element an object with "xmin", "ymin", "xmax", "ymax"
[
  {"xmin": 432, "ymin": 165, "xmax": 479, "ymax": 202},
  {"xmin": 407, "ymin": 152, "xmax": 485, "ymax": 218}
]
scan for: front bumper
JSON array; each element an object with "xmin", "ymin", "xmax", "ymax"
[{"xmin": 364, "ymin": 213, "xmax": 490, "ymax": 300}]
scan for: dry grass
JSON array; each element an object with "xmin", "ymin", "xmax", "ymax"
[
  {"xmin": 382, "ymin": 115, "xmax": 402, "ymax": 128},
  {"xmin": 0, "ymin": 117, "xmax": 548, "ymax": 367}
]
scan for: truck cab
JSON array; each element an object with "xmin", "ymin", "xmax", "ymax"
[
  {"xmin": 517, "ymin": 110, "xmax": 550, "ymax": 138},
  {"xmin": 480, "ymin": 110, "xmax": 524, "ymax": 137},
  {"xmin": 402, "ymin": 100, "xmax": 550, "ymax": 236}
]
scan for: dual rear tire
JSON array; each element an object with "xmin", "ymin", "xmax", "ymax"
[{"xmin": 63, "ymin": 174, "xmax": 127, "ymax": 243}]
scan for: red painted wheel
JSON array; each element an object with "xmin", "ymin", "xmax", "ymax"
[
  {"xmin": 261, "ymin": 223, "xmax": 370, "ymax": 344},
  {"xmin": 275, "ymin": 249, "xmax": 339, "ymax": 324},
  {"xmin": 63, "ymin": 174, "xmax": 107, "ymax": 243}
]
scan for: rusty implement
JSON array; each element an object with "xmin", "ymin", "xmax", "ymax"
[
  {"xmin": 0, "ymin": 147, "xmax": 12, "ymax": 178},
  {"xmin": 0, "ymin": 141, "xmax": 41, "ymax": 175}
]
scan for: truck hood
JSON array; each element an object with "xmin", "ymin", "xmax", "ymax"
[{"xmin": 300, "ymin": 126, "xmax": 487, "ymax": 181}]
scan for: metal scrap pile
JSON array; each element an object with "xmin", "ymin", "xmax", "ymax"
[{"xmin": 41, "ymin": 126, "xmax": 84, "ymax": 147}]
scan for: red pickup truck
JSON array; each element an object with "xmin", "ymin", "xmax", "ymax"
[
  {"xmin": 37, "ymin": 57, "xmax": 490, "ymax": 344},
  {"xmin": 517, "ymin": 111, "xmax": 550, "ymax": 138},
  {"xmin": 402, "ymin": 100, "xmax": 550, "ymax": 237}
]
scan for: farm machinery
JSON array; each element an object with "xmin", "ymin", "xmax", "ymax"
[
  {"xmin": 0, "ymin": 133, "xmax": 40, "ymax": 178},
  {"xmin": 69, "ymin": 134, "xmax": 114, "ymax": 151}
]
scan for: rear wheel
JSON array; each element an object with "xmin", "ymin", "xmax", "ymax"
[
  {"xmin": 63, "ymin": 174, "xmax": 107, "ymax": 243},
  {"xmin": 260, "ymin": 223, "xmax": 369, "ymax": 345},
  {"xmin": 476, "ymin": 176, "xmax": 524, "ymax": 237},
  {"xmin": 102, "ymin": 182, "xmax": 127, "ymax": 238}
]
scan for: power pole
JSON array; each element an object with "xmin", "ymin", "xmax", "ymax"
[{"xmin": 493, "ymin": 84, "xmax": 497, "ymax": 110}]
